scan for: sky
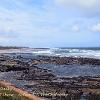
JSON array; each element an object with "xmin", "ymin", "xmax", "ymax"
[{"xmin": 0, "ymin": 0, "xmax": 100, "ymax": 48}]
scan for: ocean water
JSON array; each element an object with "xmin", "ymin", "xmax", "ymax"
[
  {"xmin": 36, "ymin": 64, "xmax": 100, "ymax": 77},
  {"xmin": 1, "ymin": 47, "xmax": 100, "ymax": 59},
  {"xmin": 32, "ymin": 48, "xmax": 100, "ymax": 59}
]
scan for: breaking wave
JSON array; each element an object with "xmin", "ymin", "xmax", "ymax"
[{"xmin": 32, "ymin": 48, "xmax": 100, "ymax": 59}]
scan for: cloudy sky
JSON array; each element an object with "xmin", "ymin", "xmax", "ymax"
[{"xmin": 0, "ymin": 0, "xmax": 100, "ymax": 47}]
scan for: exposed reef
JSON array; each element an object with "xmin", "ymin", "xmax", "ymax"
[{"xmin": 0, "ymin": 54, "xmax": 100, "ymax": 100}]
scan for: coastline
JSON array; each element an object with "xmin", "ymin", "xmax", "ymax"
[{"xmin": 0, "ymin": 50, "xmax": 100, "ymax": 99}]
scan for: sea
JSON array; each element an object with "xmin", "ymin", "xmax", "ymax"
[
  {"xmin": 1, "ymin": 47, "xmax": 100, "ymax": 59},
  {"xmin": 31, "ymin": 47, "xmax": 100, "ymax": 59}
]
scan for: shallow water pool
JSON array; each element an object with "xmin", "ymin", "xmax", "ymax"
[{"xmin": 36, "ymin": 64, "xmax": 100, "ymax": 77}]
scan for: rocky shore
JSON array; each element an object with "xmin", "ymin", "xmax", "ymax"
[{"xmin": 0, "ymin": 53, "xmax": 100, "ymax": 100}]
